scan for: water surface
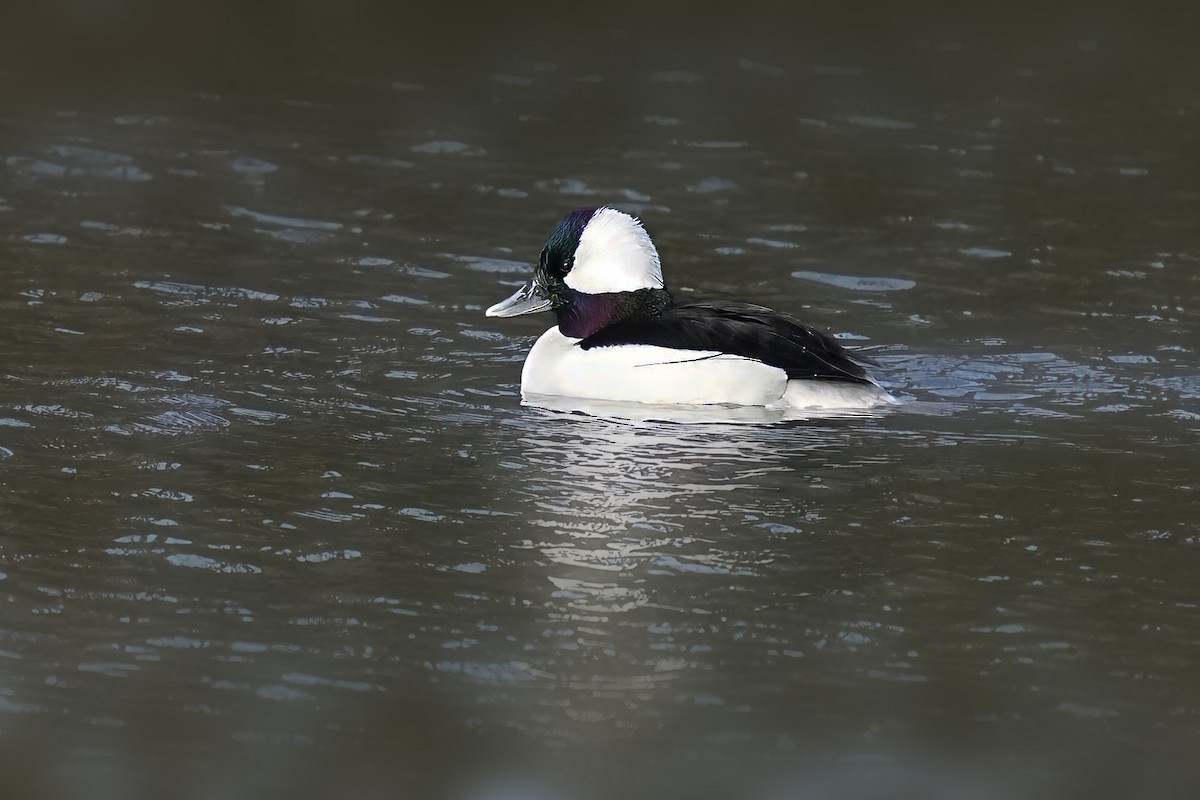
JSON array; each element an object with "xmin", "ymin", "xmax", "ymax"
[{"xmin": 1, "ymin": 7, "xmax": 1198, "ymax": 799}]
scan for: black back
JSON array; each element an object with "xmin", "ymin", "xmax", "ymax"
[{"xmin": 579, "ymin": 301, "xmax": 873, "ymax": 384}]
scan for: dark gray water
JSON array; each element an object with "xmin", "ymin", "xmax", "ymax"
[{"xmin": 2, "ymin": 6, "xmax": 1198, "ymax": 799}]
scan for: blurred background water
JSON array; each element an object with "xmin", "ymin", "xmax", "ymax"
[{"xmin": 1, "ymin": 3, "xmax": 1198, "ymax": 798}]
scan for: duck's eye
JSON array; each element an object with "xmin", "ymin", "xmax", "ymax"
[{"xmin": 539, "ymin": 247, "xmax": 570, "ymax": 279}]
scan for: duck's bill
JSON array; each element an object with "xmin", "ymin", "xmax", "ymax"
[{"xmin": 485, "ymin": 281, "xmax": 552, "ymax": 317}]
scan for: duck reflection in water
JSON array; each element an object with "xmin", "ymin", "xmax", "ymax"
[{"xmin": 500, "ymin": 407, "xmax": 866, "ymax": 615}]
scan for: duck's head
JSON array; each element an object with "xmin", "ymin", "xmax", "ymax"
[{"xmin": 486, "ymin": 207, "xmax": 670, "ymax": 338}]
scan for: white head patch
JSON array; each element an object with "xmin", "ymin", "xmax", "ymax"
[{"xmin": 564, "ymin": 208, "xmax": 663, "ymax": 294}]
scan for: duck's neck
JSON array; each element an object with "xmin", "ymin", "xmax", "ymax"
[{"xmin": 555, "ymin": 287, "xmax": 672, "ymax": 339}]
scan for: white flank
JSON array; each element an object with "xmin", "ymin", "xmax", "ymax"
[
  {"xmin": 564, "ymin": 208, "xmax": 663, "ymax": 294},
  {"xmin": 520, "ymin": 327, "xmax": 895, "ymax": 410},
  {"xmin": 780, "ymin": 379, "xmax": 897, "ymax": 410}
]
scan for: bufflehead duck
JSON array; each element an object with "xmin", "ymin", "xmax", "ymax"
[{"xmin": 486, "ymin": 207, "xmax": 895, "ymax": 410}]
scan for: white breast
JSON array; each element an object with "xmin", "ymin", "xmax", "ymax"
[{"xmin": 519, "ymin": 327, "xmax": 895, "ymax": 410}]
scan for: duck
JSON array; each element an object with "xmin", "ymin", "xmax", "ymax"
[{"xmin": 486, "ymin": 207, "xmax": 895, "ymax": 410}]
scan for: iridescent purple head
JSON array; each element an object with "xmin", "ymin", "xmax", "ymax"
[{"xmin": 486, "ymin": 207, "xmax": 669, "ymax": 338}]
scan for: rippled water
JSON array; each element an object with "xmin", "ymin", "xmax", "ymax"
[{"xmin": 2, "ymin": 7, "xmax": 1199, "ymax": 799}]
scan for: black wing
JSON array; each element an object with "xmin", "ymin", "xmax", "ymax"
[{"xmin": 579, "ymin": 301, "xmax": 874, "ymax": 384}]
